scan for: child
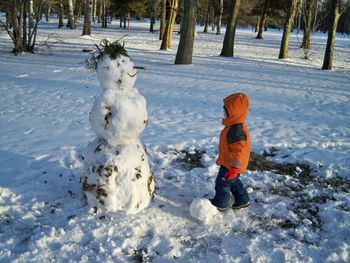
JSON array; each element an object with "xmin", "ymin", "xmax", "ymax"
[{"xmin": 210, "ymin": 93, "xmax": 251, "ymax": 210}]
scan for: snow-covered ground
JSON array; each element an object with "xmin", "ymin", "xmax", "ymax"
[{"xmin": 0, "ymin": 18, "xmax": 350, "ymax": 262}]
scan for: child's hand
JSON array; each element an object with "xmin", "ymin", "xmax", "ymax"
[{"xmin": 224, "ymin": 167, "xmax": 240, "ymax": 181}]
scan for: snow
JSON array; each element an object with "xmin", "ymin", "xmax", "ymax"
[{"xmin": 0, "ymin": 18, "xmax": 350, "ymax": 262}]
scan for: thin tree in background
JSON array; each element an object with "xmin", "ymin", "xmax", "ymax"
[
  {"xmin": 220, "ymin": 0, "xmax": 241, "ymax": 57},
  {"xmin": 149, "ymin": 0, "xmax": 156, "ymax": 32},
  {"xmin": 203, "ymin": 0, "xmax": 211, "ymax": 33},
  {"xmin": 256, "ymin": 0, "xmax": 268, "ymax": 39},
  {"xmin": 160, "ymin": 0, "xmax": 178, "ymax": 50},
  {"xmin": 216, "ymin": 0, "xmax": 223, "ymax": 34},
  {"xmin": 278, "ymin": 0, "xmax": 298, "ymax": 59},
  {"xmin": 67, "ymin": 0, "xmax": 76, "ymax": 28},
  {"xmin": 45, "ymin": 0, "xmax": 52, "ymax": 22},
  {"xmin": 58, "ymin": 0, "xmax": 64, "ymax": 27},
  {"xmin": 322, "ymin": 0, "xmax": 342, "ymax": 70},
  {"xmin": 159, "ymin": 0, "xmax": 166, "ymax": 40},
  {"xmin": 29, "ymin": 0, "xmax": 34, "ymax": 28},
  {"xmin": 175, "ymin": 0, "xmax": 197, "ymax": 64},
  {"xmin": 74, "ymin": 0, "xmax": 84, "ymax": 21},
  {"xmin": 82, "ymin": 0, "xmax": 93, "ymax": 35},
  {"xmin": 92, "ymin": 0, "xmax": 97, "ymax": 22},
  {"xmin": 101, "ymin": 0, "xmax": 108, "ymax": 28},
  {"xmin": 300, "ymin": 0, "xmax": 317, "ymax": 58}
]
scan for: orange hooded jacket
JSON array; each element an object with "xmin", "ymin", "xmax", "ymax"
[{"xmin": 216, "ymin": 93, "xmax": 250, "ymax": 174}]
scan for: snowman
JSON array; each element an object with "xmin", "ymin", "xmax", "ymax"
[{"xmin": 81, "ymin": 39, "xmax": 155, "ymax": 213}]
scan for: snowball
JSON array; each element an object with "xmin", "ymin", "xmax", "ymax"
[
  {"xmin": 89, "ymin": 89, "xmax": 148, "ymax": 146},
  {"xmin": 82, "ymin": 138, "xmax": 155, "ymax": 213},
  {"xmin": 189, "ymin": 198, "xmax": 218, "ymax": 224},
  {"xmin": 96, "ymin": 55, "xmax": 137, "ymax": 91}
]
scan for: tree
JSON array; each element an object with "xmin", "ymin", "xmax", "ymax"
[
  {"xmin": 92, "ymin": 0, "xmax": 97, "ymax": 22},
  {"xmin": 149, "ymin": 0, "xmax": 157, "ymax": 32},
  {"xmin": 217, "ymin": 0, "xmax": 223, "ymax": 34},
  {"xmin": 160, "ymin": 0, "xmax": 179, "ymax": 50},
  {"xmin": 278, "ymin": 0, "xmax": 298, "ymax": 59},
  {"xmin": 101, "ymin": 0, "xmax": 108, "ymax": 28},
  {"xmin": 300, "ymin": 0, "xmax": 317, "ymax": 58},
  {"xmin": 175, "ymin": 0, "xmax": 197, "ymax": 64},
  {"xmin": 74, "ymin": 0, "xmax": 84, "ymax": 21},
  {"xmin": 67, "ymin": 0, "xmax": 77, "ymax": 28},
  {"xmin": 338, "ymin": 1, "xmax": 350, "ymax": 34},
  {"xmin": 256, "ymin": 0, "xmax": 268, "ymax": 39},
  {"xmin": 159, "ymin": 0, "xmax": 166, "ymax": 39},
  {"xmin": 322, "ymin": 0, "xmax": 342, "ymax": 70},
  {"xmin": 0, "ymin": 0, "xmax": 43, "ymax": 53},
  {"xmin": 58, "ymin": 0, "xmax": 64, "ymax": 27},
  {"xmin": 83, "ymin": 0, "xmax": 93, "ymax": 35},
  {"xmin": 44, "ymin": 0, "xmax": 52, "ymax": 22},
  {"xmin": 203, "ymin": 0, "xmax": 211, "ymax": 33},
  {"xmin": 220, "ymin": 0, "xmax": 241, "ymax": 57},
  {"xmin": 211, "ymin": 0, "xmax": 223, "ymax": 34}
]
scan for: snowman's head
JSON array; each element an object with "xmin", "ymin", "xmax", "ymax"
[
  {"xmin": 85, "ymin": 39, "xmax": 137, "ymax": 91},
  {"xmin": 97, "ymin": 55, "xmax": 137, "ymax": 91}
]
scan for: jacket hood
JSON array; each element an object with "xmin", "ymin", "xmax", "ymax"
[{"xmin": 222, "ymin": 93, "xmax": 249, "ymax": 126}]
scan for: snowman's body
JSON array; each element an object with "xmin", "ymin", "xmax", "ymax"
[{"xmin": 82, "ymin": 55, "xmax": 154, "ymax": 213}]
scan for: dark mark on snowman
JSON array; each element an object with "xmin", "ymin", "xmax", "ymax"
[
  {"xmin": 104, "ymin": 111, "xmax": 112, "ymax": 129},
  {"xmin": 95, "ymin": 144, "xmax": 102, "ymax": 152}
]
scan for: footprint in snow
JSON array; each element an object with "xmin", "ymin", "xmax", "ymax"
[
  {"xmin": 24, "ymin": 128, "xmax": 35, "ymax": 135},
  {"xmin": 16, "ymin": 74, "xmax": 29, "ymax": 78}
]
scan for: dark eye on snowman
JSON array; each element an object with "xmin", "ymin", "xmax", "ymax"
[{"xmin": 103, "ymin": 66, "xmax": 110, "ymax": 70}]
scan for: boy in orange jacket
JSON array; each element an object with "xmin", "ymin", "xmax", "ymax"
[{"xmin": 210, "ymin": 93, "xmax": 251, "ymax": 210}]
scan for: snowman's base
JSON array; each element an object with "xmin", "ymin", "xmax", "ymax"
[{"xmin": 81, "ymin": 138, "xmax": 155, "ymax": 213}]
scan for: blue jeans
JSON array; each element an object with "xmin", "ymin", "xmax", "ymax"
[{"xmin": 211, "ymin": 166, "xmax": 250, "ymax": 209}]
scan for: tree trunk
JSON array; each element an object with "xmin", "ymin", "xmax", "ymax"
[
  {"xmin": 58, "ymin": 0, "xmax": 64, "ymax": 27},
  {"xmin": 83, "ymin": 0, "xmax": 92, "ymax": 35},
  {"xmin": 216, "ymin": 0, "xmax": 223, "ymax": 35},
  {"xmin": 23, "ymin": 1, "xmax": 28, "ymax": 50},
  {"xmin": 159, "ymin": 0, "xmax": 166, "ymax": 40},
  {"xmin": 322, "ymin": 0, "xmax": 341, "ymax": 70},
  {"xmin": 256, "ymin": 0, "xmax": 268, "ymax": 39},
  {"xmin": 74, "ymin": 0, "xmax": 83, "ymax": 21},
  {"xmin": 28, "ymin": 0, "xmax": 34, "ymax": 28},
  {"xmin": 45, "ymin": 0, "xmax": 52, "ymax": 22},
  {"xmin": 175, "ymin": 0, "xmax": 197, "ymax": 64},
  {"xmin": 5, "ymin": 1, "xmax": 24, "ymax": 53},
  {"xmin": 220, "ymin": 0, "xmax": 241, "ymax": 57},
  {"xmin": 92, "ymin": 0, "xmax": 96, "ymax": 22},
  {"xmin": 101, "ymin": 0, "xmax": 107, "ymax": 28},
  {"xmin": 301, "ymin": 0, "xmax": 317, "ymax": 52},
  {"xmin": 127, "ymin": 11, "xmax": 131, "ymax": 31},
  {"xmin": 203, "ymin": 0, "xmax": 211, "ymax": 33},
  {"xmin": 67, "ymin": 0, "xmax": 76, "ymax": 28},
  {"xmin": 160, "ymin": 0, "xmax": 178, "ymax": 50},
  {"xmin": 149, "ymin": 0, "xmax": 156, "ymax": 32},
  {"xmin": 255, "ymin": 16, "xmax": 260, "ymax": 33},
  {"xmin": 278, "ymin": 0, "xmax": 298, "ymax": 59},
  {"xmin": 98, "ymin": 0, "xmax": 102, "ymax": 23}
]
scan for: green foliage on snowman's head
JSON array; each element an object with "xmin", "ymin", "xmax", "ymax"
[{"xmin": 84, "ymin": 39, "xmax": 129, "ymax": 71}]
